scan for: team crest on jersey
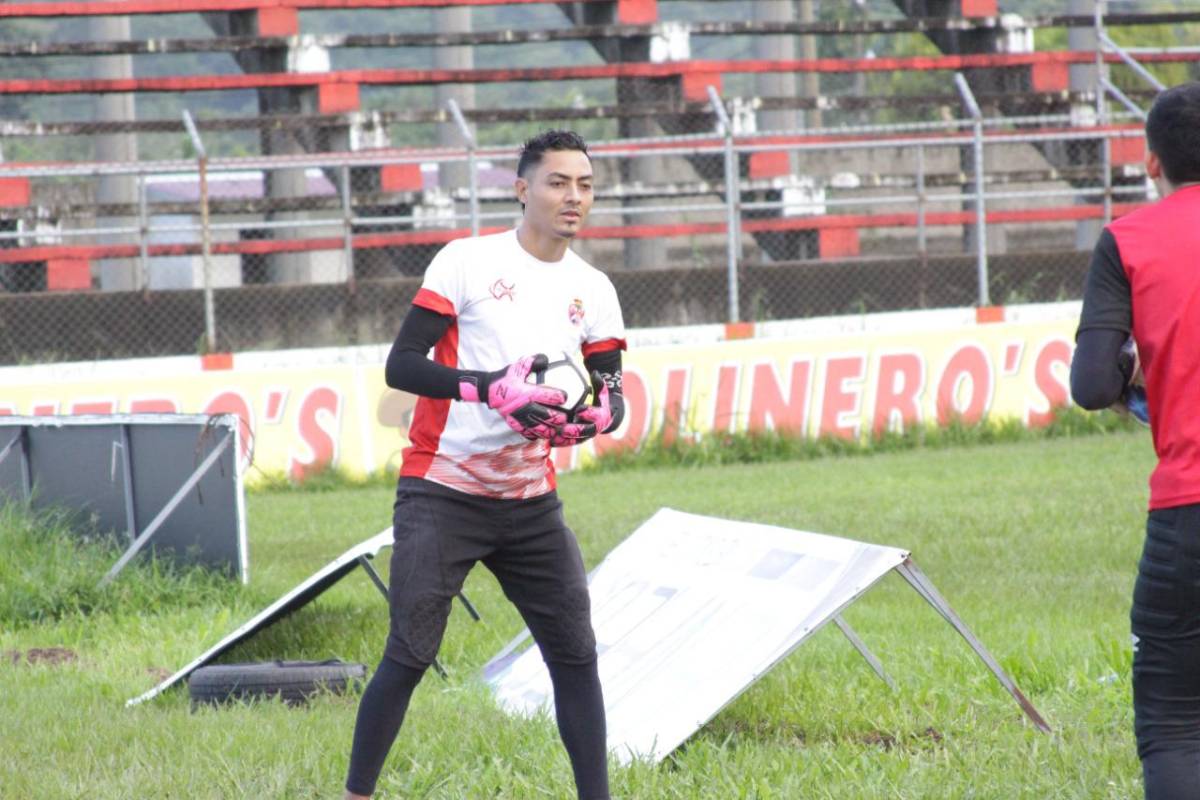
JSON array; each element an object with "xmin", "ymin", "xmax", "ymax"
[
  {"xmin": 568, "ymin": 298, "xmax": 585, "ymax": 326},
  {"xmin": 490, "ymin": 278, "xmax": 516, "ymax": 301}
]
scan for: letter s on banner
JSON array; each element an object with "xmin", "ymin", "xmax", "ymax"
[
  {"xmin": 936, "ymin": 344, "xmax": 993, "ymax": 426},
  {"xmin": 1027, "ymin": 338, "xmax": 1072, "ymax": 428},
  {"xmin": 289, "ymin": 386, "xmax": 342, "ymax": 480}
]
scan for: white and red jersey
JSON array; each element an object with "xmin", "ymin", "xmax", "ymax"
[{"xmin": 401, "ymin": 229, "xmax": 626, "ymax": 499}]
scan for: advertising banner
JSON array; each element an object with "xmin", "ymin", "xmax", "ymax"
[
  {"xmin": 485, "ymin": 507, "xmax": 911, "ymax": 764},
  {"xmin": 0, "ymin": 304, "xmax": 1080, "ymax": 480}
]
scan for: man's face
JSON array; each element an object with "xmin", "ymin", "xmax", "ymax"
[{"xmin": 516, "ymin": 149, "xmax": 594, "ymax": 240}]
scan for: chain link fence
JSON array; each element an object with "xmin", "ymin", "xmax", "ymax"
[{"xmin": 0, "ymin": 97, "xmax": 1156, "ymax": 365}]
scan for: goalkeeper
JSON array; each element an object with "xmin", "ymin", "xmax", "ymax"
[
  {"xmin": 1070, "ymin": 82, "xmax": 1200, "ymax": 799},
  {"xmin": 344, "ymin": 130, "xmax": 625, "ymax": 800}
]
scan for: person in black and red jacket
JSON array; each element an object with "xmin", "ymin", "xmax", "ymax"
[{"xmin": 1071, "ymin": 82, "xmax": 1200, "ymax": 799}]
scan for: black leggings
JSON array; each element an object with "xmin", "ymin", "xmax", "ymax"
[
  {"xmin": 1132, "ymin": 505, "xmax": 1200, "ymax": 799},
  {"xmin": 345, "ymin": 655, "xmax": 609, "ymax": 799}
]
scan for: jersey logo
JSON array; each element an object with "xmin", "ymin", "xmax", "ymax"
[
  {"xmin": 490, "ymin": 278, "xmax": 516, "ymax": 301},
  {"xmin": 568, "ymin": 298, "xmax": 585, "ymax": 326}
]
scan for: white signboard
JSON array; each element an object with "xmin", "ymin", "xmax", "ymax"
[{"xmin": 484, "ymin": 508, "xmax": 910, "ymax": 764}]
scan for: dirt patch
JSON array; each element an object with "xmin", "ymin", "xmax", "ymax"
[
  {"xmin": 861, "ymin": 727, "xmax": 943, "ymax": 751},
  {"xmin": 6, "ymin": 647, "xmax": 78, "ymax": 666},
  {"xmin": 861, "ymin": 730, "xmax": 898, "ymax": 750},
  {"xmin": 921, "ymin": 726, "xmax": 944, "ymax": 743},
  {"xmin": 728, "ymin": 720, "xmax": 808, "ymax": 745},
  {"xmin": 145, "ymin": 666, "xmax": 172, "ymax": 682}
]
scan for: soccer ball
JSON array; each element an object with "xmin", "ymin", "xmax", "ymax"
[
  {"xmin": 1118, "ymin": 336, "xmax": 1149, "ymax": 426},
  {"xmin": 529, "ymin": 352, "xmax": 591, "ymax": 414}
]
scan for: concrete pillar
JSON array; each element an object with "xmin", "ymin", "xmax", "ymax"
[
  {"xmin": 796, "ymin": 0, "xmax": 821, "ymax": 131},
  {"xmin": 92, "ymin": 16, "xmax": 140, "ymax": 291},
  {"xmin": 615, "ymin": 42, "xmax": 667, "ymax": 269},
  {"xmin": 434, "ymin": 6, "xmax": 475, "ymax": 205},
  {"xmin": 200, "ymin": 10, "xmax": 337, "ymax": 284},
  {"xmin": 266, "ymin": 84, "xmax": 344, "ymax": 285},
  {"xmin": 619, "ymin": 111, "xmax": 669, "ymax": 269},
  {"xmin": 753, "ymin": 0, "xmax": 801, "ymax": 134}
]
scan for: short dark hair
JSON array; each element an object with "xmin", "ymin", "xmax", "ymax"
[
  {"xmin": 516, "ymin": 130, "xmax": 590, "ymax": 178},
  {"xmin": 1146, "ymin": 82, "xmax": 1200, "ymax": 186}
]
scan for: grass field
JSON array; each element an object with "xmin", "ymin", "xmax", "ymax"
[{"xmin": 0, "ymin": 429, "xmax": 1157, "ymax": 799}]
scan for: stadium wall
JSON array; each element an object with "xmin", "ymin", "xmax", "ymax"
[{"xmin": 0, "ymin": 301, "xmax": 1080, "ymax": 481}]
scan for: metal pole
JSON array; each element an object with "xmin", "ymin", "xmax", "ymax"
[
  {"xmin": 340, "ymin": 163, "xmax": 354, "ymax": 288},
  {"xmin": 117, "ymin": 424, "xmax": 138, "ymax": 546},
  {"xmin": 915, "ymin": 145, "xmax": 927, "ymax": 257},
  {"xmin": 708, "ymin": 85, "xmax": 741, "ymax": 324},
  {"xmin": 954, "ymin": 73, "xmax": 989, "ymax": 307},
  {"xmin": 182, "ymin": 110, "xmax": 216, "ymax": 353},
  {"xmin": 1095, "ymin": 1, "xmax": 1112, "ymax": 225},
  {"xmin": 100, "ymin": 430, "xmax": 233, "ymax": 587},
  {"xmin": 916, "ymin": 144, "xmax": 929, "ymax": 307},
  {"xmin": 446, "ymin": 98, "xmax": 479, "ymax": 237},
  {"xmin": 137, "ymin": 173, "xmax": 149, "ymax": 291},
  {"xmin": 1099, "ymin": 32, "xmax": 1166, "ymax": 92},
  {"xmin": 832, "ymin": 615, "xmax": 896, "ymax": 690},
  {"xmin": 895, "ymin": 558, "xmax": 1052, "ymax": 733},
  {"xmin": 1101, "ymin": 78, "xmax": 1150, "ymax": 121}
]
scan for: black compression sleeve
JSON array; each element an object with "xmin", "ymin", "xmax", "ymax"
[
  {"xmin": 583, "ymin": 349, "xmax": 625, "ymax": 434},
  {"xmin": 1070, "ymin": 328, "xmax": 1130, "ymax": 410},
  {"xmin": 384, "ymin": 305, "xmax": 490, "ymax": 400},
  {"xmin": 1071, "ymin": 228, "xmax": 1134, "ymax": 411},
  {"xmin": 1077, "ymin": 229, "xmax": 1132, "ymax": 336}
]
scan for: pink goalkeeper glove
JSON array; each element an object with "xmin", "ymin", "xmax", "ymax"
[
  {"xmin": 550, "ymin": 371, "xmax": 613, "ymax": 447},
  {"xmin": 459, "ymin": 354, "xmax": 569, "ymax": 440}
]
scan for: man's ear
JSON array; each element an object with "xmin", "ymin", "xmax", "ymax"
[
  {"xmin": 515, "ymin": 177, "xmax": 528, "ymax": 206},
  {"xmin": 1146, "ymin": 150, "xmax": 1162, "ymax": 180}
]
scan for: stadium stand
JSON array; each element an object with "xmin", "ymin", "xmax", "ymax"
[{"xmin": 0, "ymin": 0, "xmax": 1195, "ymax": 361}]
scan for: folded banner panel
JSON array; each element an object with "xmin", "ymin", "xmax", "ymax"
[
  {"xmin": 127, "ymin": 528, "xmax": 393, "ymax": 707},
  {"xmin": 485, "ymin": 508, "xmax": 910, "ymax": 764},
  {"xmin": 0, "ymin": 414, "xmax": 247, "ymax": 582}
]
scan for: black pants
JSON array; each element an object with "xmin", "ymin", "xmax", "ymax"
[
  {"xmin": 1132, "ymin": 504, "xmax": 1200, "ymax": 799},
  {"xmin": 346, "ymin": 477, "xmax": 608, "ymax": 798},
  {"xmin": 384, "ymin": 476, "xmax": 597, "ymax": 669}
]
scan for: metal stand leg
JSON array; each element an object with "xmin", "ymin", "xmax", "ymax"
[
  {"xmin": 99, "ymin": 430, "xmax": 234, "ymax": 588},
  {"xmin": 833, "ymin": 614, "xmax": 896, "ymax": 690},
  {"xmin": 356, "ymin": 554, "xmax": 448, "ymax": 680},
  {"xmin": 457, "ymin": 592, "xmax": 481, "ymax": 621},
  {"xmin": 0, "ymin": 429, "xmax": 31, "ymax": 502},
  {"xmin": 114, "ymin": 424, "xmax": 138, "ymax": 545},
  {"xmin": 0, "ymin": 431, "xmax": 22, "ymax": 467},
  {"xmin": 894, "ymin": 558, "xmax": 1051, "ymax": 733},
  {"xmin": 356, "ymin": 555, "xmax": 389, "ymax": 599}
]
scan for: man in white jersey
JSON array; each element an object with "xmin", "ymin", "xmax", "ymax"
[{"xmin": 344, "ymin": 131, "xmax": 625, "ymax": 800}]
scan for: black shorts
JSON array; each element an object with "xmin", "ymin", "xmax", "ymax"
[
  {"xmin": 384, "ymin": 476, "xmax": 597, "ymax": 669},
  {"xmin": 1131, "ymin": 503, "xmax": 1200, "ymax": 759}
]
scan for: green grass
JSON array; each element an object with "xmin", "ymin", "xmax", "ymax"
[{"xmin": 0, "ymin": 429, "xmax": 1156, "ymax": 798}]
